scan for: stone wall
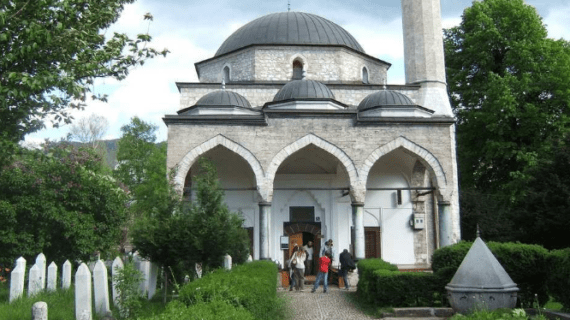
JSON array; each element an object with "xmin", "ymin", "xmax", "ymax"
[
  {"xmin": 178, "ymin": 85, "xmax": 421, "ymax": 110},
  {"xmin": 196, "ymin": 46, "xmax": 389, "ymax": 85}
]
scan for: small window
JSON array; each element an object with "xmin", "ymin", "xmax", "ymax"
[
  {"xmin": 290, "ymin": 206, "xmax": 314, "ymax": 222},
  {"xmin": 223, "ymin": 66, "xmax": 230, "ymax": 83},
  {"xmin": 292, "ymin": 60, "xmax": 303, "ymax": 80},
  {"xmin": 362, "ymin": 67, "xmax": 369, "ymax": 84}
]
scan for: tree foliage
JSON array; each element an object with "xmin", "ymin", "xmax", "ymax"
[
  {"xmin": 0, "ymin": 0, "xmax": 168, "ymax": 163},
  {"xmin": 131, "ymin": 158, "xmax": 250, "ymax": 277},
  {"xmin": 0, "ymin": 144, "xmax": 128, "ymax": 266},
  {"xmin": 445, "ymin": 0, "xmax": 570, "ymax": 196},
  {"xmin": 68, "ymin": 113, "xmax": 109, "ymax": 146}
]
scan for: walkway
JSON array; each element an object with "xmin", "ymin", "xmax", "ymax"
[{"xmin": 279, "ymin": 286, "xmax": 445, "ymax": 320}]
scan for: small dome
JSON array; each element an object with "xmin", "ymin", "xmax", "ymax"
[
  {"xmin": 358, "ymin": 90, "xmax": 416, "ymax": 111},
  {"xmin": 195, "ymin": 90, "xmax": 252, "ymax": 109},
  {"xmin": 215, "ymin": 12, "xmax": 364, "ymax": 57},
  {"xmin": 273, "ymin": 80, "xmax": 335, "ymax": 102}
]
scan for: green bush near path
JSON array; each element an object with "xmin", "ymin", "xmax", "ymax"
[{"xmin": 547, "ymin": 248, "xmax": 570, "ymax": 311}]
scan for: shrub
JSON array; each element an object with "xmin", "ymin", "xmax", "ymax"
[
  {"xmin": 141, "ymin": 299, "xmax": 254, "ymax": 320},
  {"xmin": 547, "ymin": 248, "xmax": 570, "ymax": 311},
  {"xmin": 113, "ymin": 260, "xmax": 145, "ymax": 319},
  {"xmin": 432, "ymin": 241, "xmax": 550, "ymax": 306},
  {"xmin": 357, "ymin": 258, "xmax": 398, "ymax": 300},
  {"xmin": 370, "ymin": 270, "xmax": 439, "ymax": 307},
  {"xmin": 178, "ymin": 261, "xmax": 285, "ymax": 320}
]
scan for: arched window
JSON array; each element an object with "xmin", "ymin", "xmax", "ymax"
[
  {"xmin": 223, "ymin": 66, "xmax": 230, "ymax": 83},
  {"xmin": 292, "ymin": 59, "xmax": 303, "ymax": 80},
  {"xmin": 362, "ymin": 67, "xmax": 369, "ymax": 84}
]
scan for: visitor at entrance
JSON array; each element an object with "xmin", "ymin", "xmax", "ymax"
[
  {"xmin": 291, "ymin": 246, "xmax": 307, "ymax": 291},
  {"xmin": 303, "ymin": 241, "xmax": 314, "ymax": 276},
  {"xmin": 311, "ymin": 251, "xmax": 332, "ymax": 293},
  {"xmin": 322, "ymin": 239, "xmax": 334, "ymax": 260},
  {"xmin": 339, "ymin": 249, "xmax": 355, "ymax": 290},
  {"xmin": 288, "ymin": 243, "xmax": 299, "ymax": 291}
]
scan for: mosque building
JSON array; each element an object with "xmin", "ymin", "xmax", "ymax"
[{"xmin": 164, "ymin": 0, "xmax": 460, "ymax": 270}]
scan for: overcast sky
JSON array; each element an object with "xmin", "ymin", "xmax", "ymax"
[{"xmin": 23, "ymin": 0, "xmax": 570, "ymax": 145}]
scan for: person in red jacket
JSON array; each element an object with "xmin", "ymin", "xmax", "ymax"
[{"xmin": 311, "ymin": 251, "xmax": 331, "ymax": 293}]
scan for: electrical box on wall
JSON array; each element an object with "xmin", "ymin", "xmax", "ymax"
[{"xmin": 410, "ymin": 213, "xmax": 425, "ymax": 230}]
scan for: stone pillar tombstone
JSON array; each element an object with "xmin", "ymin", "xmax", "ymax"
[
  {"xmin": 93, "ymin": 260, "xmax": 111, "ymax": 316},
  {"xmin": 9, "ymin": 263, "xmax": 25, "ymax": 302},
  {"xmin": 28, "ymin": 264, "xmax": 42, "ymax": 297},
  {"xmin": 111, "ymin": 257, "xmax": 124, "ymax": 306},
  {"xmin": 16, "ymin": 256, "xmax": 26, "ymax": 270},
  {"xmin": 75, "ymin": 263, "xmax": 92, "ymax": 320},
  {"xmin": 352, "ymin": 202, "xmax": 365, "ymax": 260},
  {"xmin": 62, "ymin": 260, "xmax": 72, "ymax": 289},
  {"xmin": 147, "ymin": 263, "xmax": 158, "ymax": 300},
  {"xmin": 35, "ymin": 253, "xmax": 47, "ymax": 290},
  {"xmin": 223, "ymin": 254, "xmax": 232, "ymax": 270},
  {"xmin": 46, "ymin": 262, "xmax": 58, "ymax": 292},
  {"xmin": 32, "ymin": 301, "xmax": 48, "ymax": 320}
]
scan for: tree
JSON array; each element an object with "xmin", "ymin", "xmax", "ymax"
[
  {"xmin": 0, "ymin": 0, "xmax": 168, "ymax": 162},
  {"xmin": 68, "ymin": 113, "xmax": 110, "ymax": 147},
  {"xmin": 131, "ymin": 158, "xmax": 250, "ymax": 279},
  {"xmin": 445, "ymin": 0, "xmax": 570, "ymax": 197},
  {"xmin": 0, "ymin": 144, "xmax": 128, "ymax": 266}
]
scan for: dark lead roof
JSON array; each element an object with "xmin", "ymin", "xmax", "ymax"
[
  {"xmin": 358, "ymin": 90, "xmax": 416, "ymax": 111},
  {"xmin": 215, "ymin": 12, "xmax": 364, "ymax": 57},
  {"xmin": 194, "ymin": 90, "xmax": 252, "ymax": 109},
  {"xmin": 273, "ymin": 80, "xmax": 335, "ymax": 102}
]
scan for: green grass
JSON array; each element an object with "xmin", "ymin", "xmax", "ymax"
[
  {"xmin": 450, "ymin": 308, "xmax": 550, "ymax": 320},
  {"xmin": 0, "ymin": 283, "xmax": 75, "ymax": 320},
  {"xmin": 544, "ymin": 299, "xmax": 563, "ymax": 311}
]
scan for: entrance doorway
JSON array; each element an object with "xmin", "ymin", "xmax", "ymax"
[{"xmin": 283, "ymin": 222, "xmax": 321, "ymax": 275}]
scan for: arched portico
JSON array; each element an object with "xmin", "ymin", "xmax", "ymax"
[{"xmin": 173, "ymin": 134, "xmax": 265, "ymax": 196}]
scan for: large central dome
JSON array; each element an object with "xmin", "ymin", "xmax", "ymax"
[{"xmin": 215, "ymin": 12, "xmax": 364, "ymax": 57}]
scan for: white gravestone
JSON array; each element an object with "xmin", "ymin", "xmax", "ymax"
[
  {"xmin": 247, "ymin": 255, "xmax": 253, "ymax": 262},
  {"xmin": 62, "ymin": 260, "xmax": 72, "ymax": 289},
  {"xmin": 195, "ymin": 263, "xmax": 202, "ymax": 279},
  {"xmin": 28, "ymin": 264, "xmax": 42, "ymax": 297},
  {"xmin": 138, "ymin": 259, "xmax": 151, "ymax": 295},
  {"xmin": 32, "ymin": 301, "xmax": 48, "ymax": 320},
  {"xmin": 35, "ymin": 253, "xmax": 47, "ymax": 290},
  {"xmin": 75, "ymin": 263, "xmax": 92, "ymax": 320},
  {"xmin": 147, "ymin": 263, "xmax": 158, "ymax": 300},
  {"xmin": 93, "ymin": 260, "xmax": 111, "ymax": 316},
  {"xmin": 111, "ymin": 257, "xmax": 124, "ymax": 307},
  {"xmin": 16, "ymin": 256, "xmax": 26, "ymax": 270},
  {"xmin": 224, "ymin": 254, "xmax": 232, "ymax": 270},
  {"xmin": 46, "ymin": 262, "xmax": 58, "ymax": 292},
  {"xmin": 9, "ymin": 263, "xmax": 25, "ymax": 302}
]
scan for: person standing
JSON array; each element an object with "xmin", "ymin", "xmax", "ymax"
[
  {"xmin": 303, "ymin": 241, "xmax": 314, "ymax": 276},
  {"xmin": 311, "ymin": 251, "xmax": 331, "ymax": 293},
  {"xmin": 288, "ymin": 243, "xmax": 299, "ymax": 291},
  {"xmin": 291, "ymin": 246, "xmax": 306, "ymax": 291},
  {"xmin": 339, "ymin": 249, "xmax": 355, "ymax": 290}
]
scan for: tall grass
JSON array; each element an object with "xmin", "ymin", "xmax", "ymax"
[{"xmin": 0, "ymin": 283, "xmax": 75, "ymax": 320}]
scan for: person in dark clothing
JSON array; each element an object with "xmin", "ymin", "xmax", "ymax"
[{"xmin": 339, "ymin": 249, "xmax": 355, "ymax": 290}]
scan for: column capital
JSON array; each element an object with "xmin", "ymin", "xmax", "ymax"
[
  {"xmin": 351, "ymin": 202, "xmax": 365, "ymax": 207},
  {"xmin": 258, "ymin": 201, "xmax": 272, "ymax": 207},
  {"xmin": 438, "ymin": 201, "xmax": 451, "ymax": 206}
]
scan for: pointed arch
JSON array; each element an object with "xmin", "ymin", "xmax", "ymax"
[
  {"xmin": 361, "ymin": 136, "xmax": 447, "ymax": 193},
  {"xmin": 266, "ymin": 134, "xmax": 358, "ymax": 199},
  {"xmin": 173, "ymin": 135, "xmax": 264, "ymax": 194}
]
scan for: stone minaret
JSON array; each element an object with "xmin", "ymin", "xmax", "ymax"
[{"xmin": 401, "ymin": 0, "xmax": 452, "ymax": 116}]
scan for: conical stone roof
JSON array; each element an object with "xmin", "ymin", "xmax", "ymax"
[{"xmin": 446, "ymin": 238, "xmax": 518, "ymax": 292}]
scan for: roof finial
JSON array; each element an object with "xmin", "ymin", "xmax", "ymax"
[
  {"xmin": 288, "ymin": 0, "xmax": 290, "ymax": 12},
  {"xmin": 221, "ymin": 79, "xmax": 226, "ymax": 90},
  {"xmin": 476, "ymin": 224, "xmax": 481, "ymax": 238}
]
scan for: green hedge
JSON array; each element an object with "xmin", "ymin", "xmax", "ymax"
[
  {"xmin": 176, "ymin": 261, "xmax": 284, "ymax": 320},
  {"xmin": 142, "ymin": 300, "xmax": 254, "ymax": 320},
  {"xmin": 357, "ymin": 258, "xmax": 441, "ymax": 307},
  {"xmin": 432, "ymin": 241, "xmax": 550, "ymax": 306},
  {"xmin": 357, "ymin": 258, "xmax": 399, "ymax": 301},
  {"xmin": 547, "ymin": 248, "xmax": 570, "ymax": 311}
]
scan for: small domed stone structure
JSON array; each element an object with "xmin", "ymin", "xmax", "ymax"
[
  {"xmin": 177, "ymin": 90, "xmax": 261, "ymax": 116},
  {"xmin": 358, "ymin": 90, "xmax": 434, "ymax": 118},
  {"xmin": 273, "ymin": 80, "xmax": 335, "ymax": 102}
]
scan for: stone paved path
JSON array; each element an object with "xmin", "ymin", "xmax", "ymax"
[{"xmin": 278, "ymin": 286, "xmax": 446, "ymax": 320}]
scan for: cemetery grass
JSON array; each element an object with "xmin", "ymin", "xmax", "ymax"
[{"xmin": 0, "ymin": 282, "xmax": 75, "ymax": 320}]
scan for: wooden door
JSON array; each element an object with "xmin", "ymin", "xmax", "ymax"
[
  {"xmin": 364, "ymin": 227, "xmax": 381, "ymax": 258},
  {"xmin": 289, "ymin": 232, "xmax": 303, "ymax": 257}
]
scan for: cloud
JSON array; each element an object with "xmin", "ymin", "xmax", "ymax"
[{"xmin": 543, "ymin": 4, "xmax": 570, "ymax": 40}]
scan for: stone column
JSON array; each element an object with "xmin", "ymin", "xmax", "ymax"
[
  {"xmin": 258, "ymin": 201, "xmax": 271, "ymax": 260},
  {"xmin": 352, "ymin": 202, "xmax": 365, "ymax": 260},
  {"xmin": 438, "ymin": 201, "xmax": 453, "ymax": 247}
]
